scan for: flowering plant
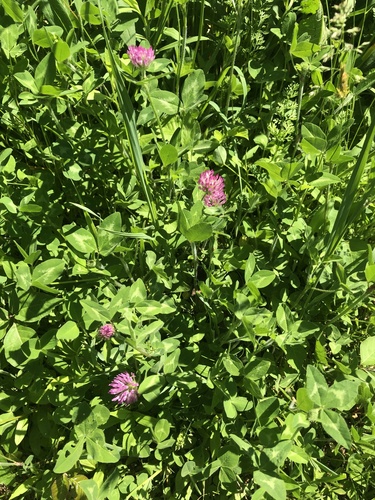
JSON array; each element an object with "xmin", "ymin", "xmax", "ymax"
[
  {"xmin": 108, "ymin": 372, "xmax": 139, "ymax": 405},
  {"xmin": 127, "ymin": 45, "xmax": 155, "ymax": 68},
  {"xmin": 98, "ymin": 323, "xmax": 115, "ymax": 339},
  {"xmin": 198, "ymin": 170, "xmax": 227, "ymax": 207}
]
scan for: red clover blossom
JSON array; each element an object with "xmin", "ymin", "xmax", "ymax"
[
  {"xmin": 98, "ymin": 323, "xmax": 115, "ymax": 339},
  {"xmin": 127, "ymin": 45, "xmax": 155, "ymax": 68},
  {"xmin": 109, "ymin": 372, "xmax": 139, "ymax": 405},
  {"xmin": 198, "ymin": 170, "xmax": 227, "ymax": 207}
]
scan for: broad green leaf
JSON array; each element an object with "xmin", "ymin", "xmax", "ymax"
[
  {"xmin": 54, "ymin": 439, "xmax": 85, "ymax": 473},
  {"xmin": 181, "ymin": 69, "xmax": 206, "ymax": 109},
  {"xmin": 65, "ymin": 228, "xmax": 97, "ymax": 254},
  {"xmin": 4, "ymin": 324, "xmax": 35, "ymax": 355},
  {"xmin": 360, "ymin": 336, "xmax": 375, "ymax": 366},
  {"xmin": 81, "ymin": 299, "xmax": 111, "ymax": 322},
  {"xmin": 139, "ymin": 375, "xmax": 165, "ymax": 402},
  {"xmin": 223, "ymin": 355, "xmax": 242, "ymax": 376},
  {"xmin": 53, "ymin": 39, "xmax": 70, "ymax": 62},
  {"xmin": 0, "ymin": 196, "xmax": 17, "ymax": 213},
  {"xmin": 263, "ymin": 440, "xmax": 293, "ymax": 467},
  {"xmin": 80, "ymin": 1, "xmax": 102, "ymax": 24},
  {"xmin": 41, "ymin": 0, "xmax": 76, "ymax": 33},
  {"xmin": 253, "ymin": 470, "xmax": 286, "ymax": 500},
  {"xmin": 32, "ymin": 26, "xmax": 64, "ymax": 47},
  {"xmin": 181, "ymin": 461, "xmax": 202, "ymax": 477},
  {"xmin": 319, "ymin": 409, "xmax": 351, "ymax": 448},
  {"xmin": 16, "ymin": 293, "xmax": 62, "ymax": 322},
  {"xmin": 129, "ymin": 278, "xmax": 147, "ymax": 304},
  {"xmin": 35, "ymin": 53, "xmax": 56, "ymax": 90},
  {"xmin": 135, "ymin": 300, "xmax": 176, "ymax": 315},
  {"xmin": 323, "ymin": 380, "xmax": 359, "ymax": 410},
  {"xmin": 296, "ymin": 387, "xmax": 315, "ymax": 412},
  {"xmin": 308, "ymin": 172, "xmax": 341, "ymax": 188},
  {"xmin": 98, "ymin": 212, "xmax": 123, "ymax": 255},
  {"xmin": 255, "ymin": 160, "xmax": 283, "ymax": 181},
  {"xmin": 223, "ymin": 399, "xmax": 238, "ymax": 419},
  {"xmin": 14, "ymin": 418, "xmax": 28, "ymax": 446},
  {"xmin": 248, "ymin": 270, "xmax": 276, "ymax": 288},
  {"xmin": 218, "ymin": 449, "xmax": 239, "ymax": 468},
  {"xmin": 1, "ymin": 0, "xmax": 23, "ymax": 22},
  {"xmin": 15, "ymin": 262, "xmax": 31, "ymax": 291},
  {"xmin": 183, "ymin": 222, "xmax": 212, "ymax": 242},
  {"xmin": 159, "ymin": 144, "xmax": 178, "ymax": 166},
  {"xmin": 56, "ymin": 321, "xmax": 80, "ymax": 341},
  {"xmin": 153, "ymin": 419, "xmax": 171, "ymax": 443},
  {"xmin": 86, "ymin": 432, "xmax": 120, "ymax": 463},
  {"xmin": 14, "ymin": 71, "xmax": 39, "ymax": 94},
  {"xmin": 163, "ymin": 348, "xmax": 180, "ymax": 374},
  {"xmin": 306, "ymin": 365, "xmax": 328, "ymax": 406},
  {"xmin": 149, "ymin": 90, "xmax": 180, "ymax": 115},
  {"xmin": 365, "ymin": 264, "xmax": 375, "ymax": 283},
  {"xmin": 243, "ymin": 358, "xmax": 271, "ymax": 380},
  {"xmin": 32, "ymin": 259, "xmax": 65, "ymax": 285},
  {"xmin": 255, "ymin": 397, "xmax": 279, "ymax": 426},
  {"xmin": 78, "ymin": 479, "xmax": 99, "ymax": 500}
]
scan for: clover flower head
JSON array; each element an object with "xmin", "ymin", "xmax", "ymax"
[
  {"xmin": 198, "ymin": 170, "xmax": 227, "ymax": 207},
  {"xmin": 98, "ymin": 323, "xmax": 115, "ymax": 339},
  {"xmin": 127, "ymin": 45, "xmax": 155, "ymax": 68},
  {"xmin": 109, "ymin": 372, "xmax": 139, "ymax": 405}
]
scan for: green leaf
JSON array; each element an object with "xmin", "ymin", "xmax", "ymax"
[
  {"xmin": 1, "ymin": 0, "xmax": 23, "ymax": 22},
  {"xmin": 139, "ymin": 375, "xmax": 165, "ymax": 402},
  {"xmin": 300, "ymin": 0, "xmax": 320, "ymax": 14},
  {"xmin": 35, "ymin": 53, "xmax": 56, "ymax": 90},
  {"xmin": 163, "ymin": 348, "xmax": 180, "ymax": 374},
  {"xmin": 53, "ymin": 39, "xmax": 70, "ymax": 62},
  {"xmin": 81, "ymin": 299, "xmax": 111, "ymax": 322},
  {"xmin": 149, "ymin": 90, "xmax": 180, "ymax": 115},
  {"xmin": 365, "ymin": 264, "xmax": 375, "ymax": 283},
  {"xmin": 306, "ymin": 365, "xmax": 328, "ymax": 406},
  {"xmin": 0, "ymin": 196, "xmax": 18, "ymax": 213},
  {"xmin": 54, "ymin": 439, "xmax": 85, "ymax": 473},
  {"xmin": 323, "ymin": 380, "xmax": 359, "ymax": 410},
  {"xmin": 308, "ymin": 171, "xmax": 341, "ymax": 188},
  {"xmin": 15, "ymin": 262, "xmax": 31, "ymax": 291},
  {"xmin": 159, "ymin": 144, "xmax": 178, "ymax": 166},
  {"xmin": 135, "ymin": 300, "xmax": 176, "ymax": 315},
  {"xmin": 4, "ymin": 324, "xmax": 35, "ymax": 355},
  {"xmin": 56, "ymin": 321, "xmax": 80, "ymax": 341},
  {"xmin": 181, "ymin": 69, "xmax": 206, "ymax": 110},
  {"xmin": 32, "ymin": 259, "xmax": 65, "ymax": 285},
  {"xmin": 319, "ymin": 409, "xmax": 352, "ymax": 448},
  {"xmin": 255, "ymin": 397, "xmax": 279, "ymax": 426},
  {"xmin": 153, "ymin": 419, "xmax": 171, "ymax": 443},
  {"xmin": 248, "ymin": 270, "xmax": 276, "ymax": 288},
  {"xmin": 80, "ymin": 1, "xmax": 102, "ymax": 24},
  {"xmin": 32, "ymin": 26, "xmax": 64, "ymax": 47},
  {"xmin": 65, "ymin": 228, "xmax": 97, "ymax": 254},
  {"xmin": 14, "ymin": 71, "xmax": 39, "ymax": 94},
  {"xmin": 78, "ymin": 479, "xmax": 99, "ymax": 500},
  {"xmin": 98, "ymin": 212, "xmax": 123, "ymax": 255},
  {"xmin": 243, "ymin": 358, "xmax": 271, "ymax": 380},
  {"xmin": 14, "ymin": 418, "xmax": 28, "ymax": 446},
  {"xmin": 129, "ymin": 278, "xmax": 147, "ymax": 304},
  {"xmin": 183, "ymin": 222, "xmax": 213, "ymax": 242},
  {"xmin": 253, "ymin": 470, "xmax": 286, "ymax": 500},
  {"xmin": 223, "ymin": 355, "xmax": 242, "ymax": 376},
  {"xmin": 360, "ymin": 336, "xmax": 375, "ymax": 366},
  {"xmin": 86, "ymin": 431, "xmax": 120, "ymax": 463}
]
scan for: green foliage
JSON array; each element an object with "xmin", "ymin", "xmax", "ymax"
[{"xmin": 0, "ymin": 0, "xmax": 375, "ymax": 498}]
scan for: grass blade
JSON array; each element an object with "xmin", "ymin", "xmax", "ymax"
[{"xmin": 324, "ymin": 109, "xmax": 375, "ymax": 259}]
